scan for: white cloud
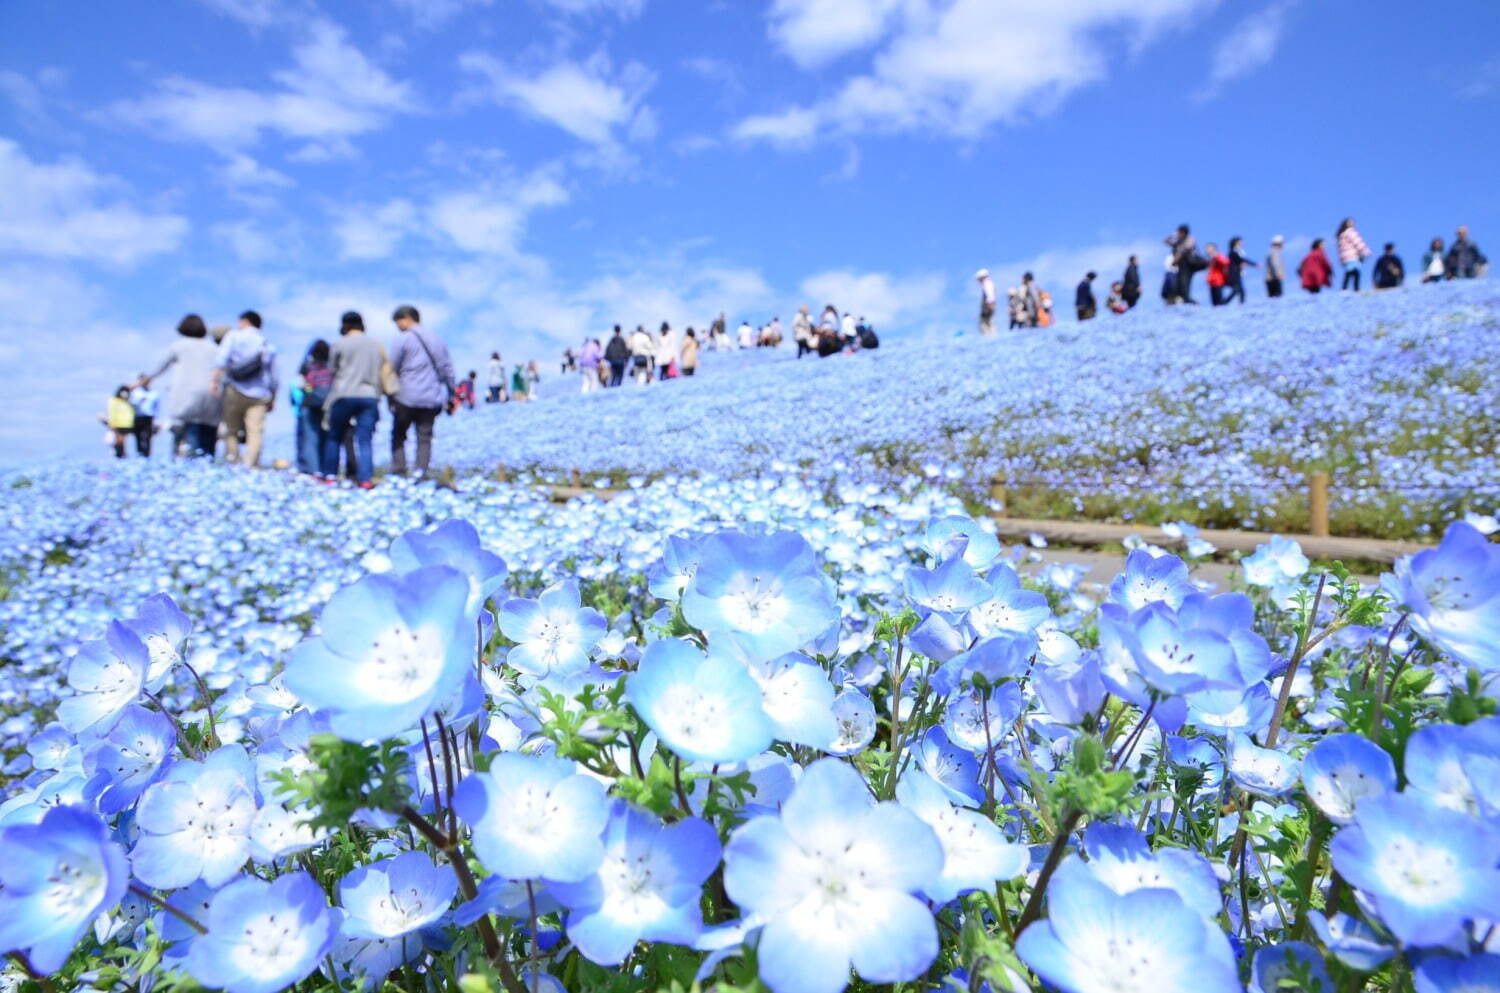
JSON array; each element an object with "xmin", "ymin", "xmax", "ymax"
[
  {"xmin": 334, "ymin": 199, "xmax": 418, "ymax": 260},
  {"xmin": 798, "ymin": 269, "xmax": 946, "ymax": 329},
  {"xmin": 460, "ymin": 52, "xmax": 654, "ymax": 146},
  {"xmin": 388, "ymin": 0, "xmax": 492, "ymax": 29},
  {"xmin": 0, "ymin": 139, "xmax": 188, "ymax": 268},
  {"xmin": 214, "ymin": 219, "xmax": 281, "ymax": 263},
  {"xmin": 736, "ymin": 0, "xmax": 1219, "ymax": 143},
  {"xmin": 195, "ymin": 0, "xmax": 297, "ymax": 28},
  {"xmin": 112, "ymin": 20, "xmax": 413, "ymax": 152},
  {"xmin": 1202, "ymin": 2, "xmax": 1291, "ymax": 100},
  {"xmin": 219, "ymin": 152, "xmax": 294, "ymax": 190},
  {"xmin": 536, "ymin": 0, "xmax": 645, "ymax": 16},
  {"xmin": 767, "ymin": 0, "xmax": 903, "ymax": 68}
]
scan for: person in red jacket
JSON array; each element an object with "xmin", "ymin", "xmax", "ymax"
[
  {"xmin": 1299, "ymin": 238, "xmax": 1334, "ymax": 294},
  {"xmin": 1205, "ymin": 242, "xmax": 1231, "ymax": 306}
]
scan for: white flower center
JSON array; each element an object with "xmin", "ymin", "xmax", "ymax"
[
  {"xmin": 363, "ymin": 624, "xmax": 447, "ymax": 702},
  {"xmin": 720, "ymin": 575, "xmax": 789, "ymax": 634},
  {"xmin": 1376, "ymin": 838, "xmax": 1464, "ymax": 906},
  {"xmin": 655, "ymin": 685, "xmax": 732, "ymax": 753},
  {"xmin": 41, "ymin": 857, "xmax": 106, "ymax": 922},
  {"xmin": 229, "ymin": 909, "xmax": 314, "ymax": 977}
]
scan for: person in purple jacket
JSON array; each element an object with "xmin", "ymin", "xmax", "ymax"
[{"xmin": 387, "ymin": 304, "xmax": 455, "ymax": 479}]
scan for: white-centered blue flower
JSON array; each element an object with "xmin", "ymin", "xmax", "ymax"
[
  {"xmin": 57, "ymin": 621, "xmax": 148, "ymax": 736},
  {"xmin": 626, "ymin": 638, "xmax": 774, "ymax": 764},
  {"xmin": 1383, "ymin": 520, "xmax": 1500, "ymax": 673},
  {"xmin": 1301, "ymin": 733, "xmax": 1397, "ymax": 824},
  {"xmin": 131, "ymin": 744, "xmax": 258, "ymax": 889},
  {"xmin": 184, "ymin": 872, "xmax": 340, "ymax": 993},
  {"xmin": 724, "ymin": 758, "xmax": 943, "ymax": 993},
  {"xmin": 499, "ymin": 579, "xmax": 607, "ymax": 680},
  {"xmin": 896, "ymin": 770, "xmax": 1027, "ymax": 903},
  {"xmin": 335, "ymin": 851, "xmax": 458, "ymax": 981},
  {"xmin": 81, "ymin": 703, "xmax": 175, "ymax": 814},
  {"xmin": 681, "ymin": 530, "xmax": 838, "ymax": 660},
  {"xmin": 452, "ymin": 752, "xmax": 608, "ymax": 883},
  {"xmin": 1227, "ymin": 731, "xmax": 1300, "ymax": 797}
]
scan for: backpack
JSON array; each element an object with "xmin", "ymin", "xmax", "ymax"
[
  {"xmin": 226, "ymin": 349, "xmax": 264, "ymax": 382},
  {"xmin": 858, "ymin": 326, "xmax": 880, "ymax": 349}
]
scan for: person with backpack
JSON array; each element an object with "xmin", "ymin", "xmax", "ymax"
[
  {"xmin": 297, "ymin": 340, "xmax": 332, "ymax": 476},
  {"xmin": 144, "ymin": 314, "xmax": 221, "ymax": 458},
  {"xmin": 1165, "ymin": 224, "xmax": 1201, "ymax": 304},
  {"xmin": 387, "ymin": 304, "xmax": 454, "ymax": 479},
  {"xmin": 1372, "ymin": 243, "xmax": 1405, "ymax": 289},
  {"xmin": 212, "ymin": 309, "xmax": 278, "ymax": 468},
  {"xmin": 1299, "ymin": 238, "xmax": 1334, "ymax": 293},
  {"xmin": 604, "ymin": 325, "xmax": 630, "ymax": 386},
  {"xmin": 1336, "ymin": 217, "xmax": 1372, "ymax": 291},
  {"xmin": 856, "ymin": 319, "xmax": 879, "ymax": 349},
  {"xmin": 629, "ymin": 325, "xmax": 654, "ymax": 383},
  {"xmin": 323, "ymin": 311, "xmax": 386, "ymax": 487}
]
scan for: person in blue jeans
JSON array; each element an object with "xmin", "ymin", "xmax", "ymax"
[
  {"xmin": 320, "ymin": 312, "xmax": 387, "ymax": 487},
  {"xmin": 297, "ymin": 340, "xmax": 333, "ymax": 475}
]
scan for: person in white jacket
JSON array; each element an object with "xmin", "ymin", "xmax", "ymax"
[
  {"xmin": 654, "ymin": 322, "xmax": 678, "ymax": 381},
  {"xmin": 628, "ymin": 325, "xmax": 654, "ymax": 384}
]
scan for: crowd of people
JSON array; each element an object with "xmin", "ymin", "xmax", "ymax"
[{"xmin": 976, "ymin": 222, "xmax": 1487, "ymax": 330}]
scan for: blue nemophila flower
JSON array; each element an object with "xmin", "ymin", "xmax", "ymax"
[
  {"xmin": 1404, "ymin": 721, "xmax": 1500, "ymax": 817},
  {"xmin": 1415, "ymin": 953, "xmax": 1500, "ymax": 993},
  {"xmin": 123, "ymin": 593, "xmax": 192, "ymax": 689},
  {"xmin": 627, "ymin": 638, "xmax": 774, "ymax": 763},
  {"xmin": 82, "ymin": 703, "xmax": 175, "ymax": 814},
  {"xmin": 1015, "ymin": 865, "xmax": 1240, "ymax": 993},
  {"xmin": 1242, "ymin": 536, "xmax": 1311, "ymax": 596},
  {"xmin": 908, "ymin": 611, "xmax": 968, "ymax": 663},
  {"xmin": 1108, "ymin": 550, "xmax": 1194, "ymax": 611},
  {"xmin": 1384, "ymin": 520, "xmax": 1500, "ymax": 673},
  {"xmin": 388, "ymin": 519, "xmax": 509, "ymax": 610},
  {"xmin": 724, "ymin": 758, "xmax": 943, "ymax": 993},
  {"xmin": 26, "ymin": 723, "xmax": 76, "ymax": 772},
  {"xmin": 131, "ymin": 744, "xmax": 258, "ymax": 889},
  {"xmin": 1075, "ymin": 824, "xmax": 1221, "ymax": 919},
  {"xmin": 924, "ymin": 516, "xmax": 1001, "ymax": 570},
  {"xmin": 744, "ymin": 653, "xmax": 837, "ymax": 749},
  {"xmin": 335, "ymin": 851, "xmax": 457, "ymax": 980},
  {"xmin": 453, "ymin": 752, "xmax": 608, "ymax": 883},
  {"xmin": 896, "ymin": 770, "xmax": 1027, "ymax": 903},
  {"xmin": 57, "ymin": 620, "xmax": 148, "ymax": 735},
  {"xmin": 550, "ymin": 800, "xmax": 721, "ymax": 965},
  {"xmin": 184, "ymin": 872, "xmax": 340, "ymax": 993},
  {"xmin": 1306, "ymin": 911, "xmax": 1394, "ymax": 971},
  {"xmin": 0, "ymin": 805, "xmax": 128, "ymax": 973},
  {"xmin": 498, "ymin": 579, "xmax": 607, "ymax": 680},
  {"xmin": 915, "ymin": 726, "xmax": 984, "ymax": 807},
  {"xmin": 943, "ymin": 681, "xmax": 1023, "ymax": 753},
  {"xmin": 1250, "ymin": 941, "xmax": 1333, "ymax": 993},
  {"xmin": 930, "ymin": 632, "xmax": 1033, "ymax": 696},
  {"xmin": 966, "ymin": 564, "xmax": 1050, "ymax": 638},
  {"xmin": 1301, "ymin": 733, "xmax": 1397, "ymax": 824},
  {"xmin": 1177, "ymin": 591, "xmax": 1273, "ymax": 687},
  {"xmin": 646, "ymin": 534, "xmax": 705, "ymax": 601},
  {"xmin": 283, "ymin": 565, "xmax": 476, "ymax": 742},
  {"xmin": 1124, "ymin": 602, "xmax": 1239, "ymax": 696},
  {"xmin": 827, "ymin": 690, "xmax": 876, "ymax": 755},
  {"xmin": 905, "ymin": 555, "xmax": 991, "ymax": 617},
  {"xmin": 1227, "ymin": 732, "xmax": 1300, "ymax": 797},
  {"xmin": 1033, "ymin": 650, "xmax": 1105, "ymax": 725},
  {"xmin": 1185, "ymin": 684, "xmax": 1273, "ymax": 735},
  {"xmin": 681, "ymin": 530, "xmax": 838, "ymax": 659},
  {"xmin": 1330, "ymin": 791, "xmax": 1500, "ymax": 946}
]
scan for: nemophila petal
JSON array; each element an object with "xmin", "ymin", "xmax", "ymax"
[
  {"xmin": 1306, "ymin": 910, "xmax": 1394, "ymax": 971},
  {"xmin": 1108, "ymin": 550, "xmax": 1194, "ymax": 611},
  {"xmin": 124, "ymin": 594, "xmax": 192, "ymax": 688},
  {"xmin": 925, "ymin": 516, "xmax": 1001, "ymax": 570},
  {"xmin": 757, "ymin": 908, "xmax": 859, "ymax": 993},
  {"xmin": 1250, "ymin": 941, "xmax": 1332, "ymax": 993},
  {"xmin": 907, "ymin": 611, "xmax": 967, "ymax": 663},
  {"xmin": 1034, "ymin": 651, "xmax": 1106, "ymax": 725},
  {"xmin": 746, "ymin": 654, "xmax": 837, "ymax": 749},
  {"xmin": 1404, "ymin": 723, "xmax": 1491, "ymax": 816},
  {"xmin": 681, "ymin": 530, "xmax": 837, "ymax": 658},
  {"xmin": 1078, "ymin": 824, "xmax": 1221, "ymax": 919},
  {"xmin": 931, "ymin": 632, "xmax": 1033, "ymax": 696},
  {"xmin": 132, "ymin": 745, "xmax": 258, "ymax": 889},
  {"xmin": 1301, "ymin": 733, "xmax": 1397, "ymax": 824},
  {"xmin": 943, "ymin": 682, "xmax": 1023, "ymax": 752},
  {"xmin": 966, "ymin": 564, "xmax": 1050, "ymax": 637},
  {"xmin": 1330, "ymin": 791, "xmax": 1500, "ymax": 946},
  {"xmin": 550, "ymin": 802, "xmax": 720, "ymax": 966},
  {"xmin": 185, "ymin": 872, "xmax": 340, "ymax": 993},
  {"xmin": 283, "ymin": 565, "xmax": 475, "ymax": 742},
  {"xmin": 1384, "ymin": 521, "xmax": 1500, "ymax": 673},
  {"xmin": 82, "ymin": 704, "xmax": 175, "ymax": 814},
  {"xmin": 627, "ymin": 638, "xmax": 773, "ymax": 763},
  {"xmin": 915, "ymin": 726, "xmax": 984, "ymax": 807},
  {"xmin": 27, "ymin": 723, "xmax": 76, "ymax": 772},
  {"xmin": 844, "ymin": 888, "xmax": 941, "ymax": 982},
  {"xmin": 897, "ymin": 770, "xmax": 1027, "ymax": 903},
  {"xmin": 499, "ymin": 580, "xmax": 606, "ymax": 679},
  {"xmin": 388, "ymin": 519, "xmax": 508, "ymax": 609},
  {"xmin": 58, "ymin": 621, "xmax": 148, "ymax": 735},
  {"xmin": 1227, "ymin": 732, "xmax": 1300, "ymax": 796},
  {"xmin": 647, "ymin": 534, "xmax": 704, "ymax": 601},
  {"xmin": 339, "ymin": 851, "xmax": 457, "ymax": 940},
  {"xmin": 905, "ymin": 555, "xmax": 990, "ymax": 616},
  {"xmin": 1243, "ymin": 536, "xmax": 1311, "ymax": 588},
  {"xmin": 0, "ymin": 805, "xmax": 128, "ymax": 974},
  {"xmin": 1130, "ymin": 604, "xmax": 1238, "ymax": 695},
  {"xmin": 1186, "ymin": 684, "xmax": 1273, "ymax": 735},
  {"xmin": 1415, "ymin": 953, "xmax": 1500, "ymax": 993},
  {"xmin": 452, "ymin": 752, "xmax": 607, "ymax": 883}
]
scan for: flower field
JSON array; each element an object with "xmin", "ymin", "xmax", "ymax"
[
  {"xmin": 2, "ymin": 283, "xmax": 1500, "ymax": 993},
  {"xmin": 442, "ymin": 281, "xmax": 1500, "ymax": 539}
]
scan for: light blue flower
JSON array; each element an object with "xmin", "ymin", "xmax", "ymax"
[
  {"xmin": 184, "ymin": 872, "xmax": 340, "ymax": 993},
  {"xmin": 1250, "ymin": 941, "xmax": 1333, "ymax": 993},
  {"xmin": 1301, "ymin": 733, "xmax": 1397, "ymax": 824},
  {"xmin": 1075, "ymin": 823, "xmax": 1221, "ymax": 919},
  {"xmin": 1306, "ymin": 911, "xmax": 1393, "ymax": 971},
  {"xmin": 930, "ymin": 632, "xmax": 1034, "ymax": 696},
  {"xmin": 1033, "ymin": 650, "xmax": 1105, "ymax": 725},
  {"xmin": 452, "ymin": 752, "xmax": 607, "ymax": 883},
  {"xmin": 131, "ymin": 744, "xmax": 258, "ymax": 889},
  {"xmin": 924, "ymin": 516, "xmax": 1002, "ymax": 570},
  {"xmin": 1330, "ymin": 791, "xmax": 1500, "ymax": 946},
  {"xmin": 1243, "ymin": 536, "xmax": 1311, "ymax": 592},
  {"xmin": 82, "ymin": 703, "xmax": 176, "ymax": 814},
  {"xmin": 1185, "ymin": 684, "xmax": 1273, "ymax": 735},
  {"xmin": 943, "ymin": 681, "xmax": 1023, "ymax": 753},
  {"xmin": 549, "ymin": 800, "xmax": 720, "ymax": 965},
  {"xmin": 499, "ymin": 579, "xmax": 607, "ymax": 679},
  {"xmin": 0, "ymin": 806, "xmax": 128, "ymax": 973},
  {"xmin": 388, "ymin": 519, "xmax": 509, "ymax": 610},
  {"xmin": 283, "ymin": 565, "xmax": 477, "ymax": 742},
  {"xmin": 1177, "ymin": 591, "xmax": 1273, "ymax": 687},
  {"xmin": 827, "ymin": 690, "xmax": 876, "ymax": 756},
  {"xmin": 966, "ymin": 564, "xmax": 1050, "ymax": 638},
  {"xmin": 335, "ymin": 851, "xmax": 457, "ymax": 980},
  {"xmin": 1403, "ymin": 721, "xmax": 1498, "ymax": 817},
  {"xmin": 1384, "ymin": 520, "xmax": 1500, "ymax": 673},
  {"xmin": 626, "ymin": 638, "xmax": 774, "ymax": 763},
  {"xmin": 744, "ymin": 653, "xmax": 837, "ymax": 749},
  {"xmin": 647, "ymin": 533, "xmax": 706, "ymax": 601},
  {"xmin": 1227, "ymin": 731, "xmax": 1300, "ymax": 797},
  {"xmin": 723, "ymin": 758, "xmax": 942, "ymax": 993},
  {"xmin": 681, "ymin": 530, "xmax": 838, "ymax": 659},
  {"xmin": 896, "ymin": 770, "xmax": 1027, "ymax": 903},
  {"xmin": 1108, "ymin": 550, "xmax": 1195, "ymax": 612},
  {"xmin": 1415, "ymin": 954, "xmax": 1500, "ymax": 993},
  {"xmin": 123, "ymin": 593, "xmax": 192, "ymax": 689},
  {"xmin": 915, "ymin": 726, "xmax": 985, "ymax": 807},
  {"xmin": 1125, "ymin": 603, "xmax": 1240, "ymax": 696},
  {"xmin": 1015, "ymin": 865, "xmax": 1240, "ymax": 993},
  {"xmin": 905, "ymin": 555, "xmax": 992, "ymax": 617},
  {"xmin": 57, "ymin": 621, "xmax": 148, "ymax": 735}
]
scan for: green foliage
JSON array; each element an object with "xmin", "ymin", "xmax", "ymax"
[
  {"xmin": 269, "ymin": 734, "xmax": 413, "ymax": 830},
  {"xmin": 1051, "ymin": 734, "xmax": 1138, "ymax": 819}
]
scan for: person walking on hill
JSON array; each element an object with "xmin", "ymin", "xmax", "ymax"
[
  {"xmin": 1161, "ymin": 255, "xmax": 1180, "ymax": 305},
  {"xmin": 1075, "ymin": 272, "xmax": 1097, "ymax": 321},
  {"xmin": 1225, "ymin": 237, "xmax": 1256, "ymax": 304},
  {"xmin": 1019, "ymin": 273, "xmax": 1042, "ymax": 326},
  {"xmin": 1299, "ymin": 238, "xmax": 1334, "ymax": 293},
  {"xmin": 1121, "ymin": 256, "xmax": 1141, "ymax": 309},
  {"xmin": 1336, "ymin": 218, "xmax": 1372, "ymax": 291},
  {"xmin": 579, "ymin": 337, "xmax": 602, "ymax": 393},
  {"xmin": 297, "ymin": 340, "xmax": 332, "ymax": 476},
  {"xmin": 655, "ymin": 322, "xmax": 678, "ymax": 381},
  {"xmin": 1205, "ymin": 244, "xmax": 1230, "ymax": 306},
  {"xmin": 1446, "ymin": 226, "xmax": 1487, "ymax": 279},
  {"xmin": 681, "ymin": 328, "xmax": 699, "ymax": 376},
  {"xmin": 213, "ymin": 309, "xmax": 278, "ymax": 468},
  {"xmin": 1373, "ymin": 243, "xmax": 1405, "ymax": 289},
  {"xmin": 605, "ymin": 325, "xmax": 629, "ymax": 386},
  {"xmin": 129, "ymin": 377, "xmax": 160, "ymax": 457},
  {"xmin": 793, "ymin": 305, "xmax": 813, "ymax": 358},
  {"xmin": 1166, "ymin": 224, "xmax": 1201, "ymax": 304},
  {"xmin": 1265, "ymin": 235, "xmax": 1287, "ymax": 298},
  {"xmin": 323, "ymin": 311, "xmax": 385, "ymax": 487},
  {"xmin": 1422, "ymin": 238, "xmax": 1447, "ymax": 283},
  {"xmin": 486, "ymin": 352, "xmax": 505, "ymax": 403},
  {"xmin": 145, "ymin": 314, "xmax": 221, "ymax": 458},
  {"xmin": 388, "ymin": 304, "xmax": 454, "ymax": 480},
  {"xmin": 976, "ymin": 268, "xmax": 997, "ymax": 335},
  {"xmin": 629, "ymin": 325, "xmax": 653, "ymax": 384},
  {"xmin": 102, "ymin": 386, "xmax": 135, "ymax": 459}
]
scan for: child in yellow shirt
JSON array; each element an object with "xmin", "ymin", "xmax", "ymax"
[{"xmin": 101, "ymin": 386, "xmax": 135, "ymax": 459}]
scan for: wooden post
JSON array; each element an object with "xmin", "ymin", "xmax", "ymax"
[
  {"xmin": 496, "ymin": 463, "xmax": 508, "ymax": 483},
  {"xmin": 989, "ymin": 475, "xmax": 1007, "ymax": 516},
  {"xmin": 571, "ymin": 467, "xmax": 583, "ymax": 488},
  {"xmin": 1307, "ymin": 470, "xmax": 1330, "ymax": 537}
]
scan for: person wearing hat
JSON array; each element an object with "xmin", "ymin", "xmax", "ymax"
[
  {"xmin": 142, "ymin": 314, "xmax": 222, "ymax": 457},
  {"xmin": 1265, "ymin": 235, "xmax": 1287, "ymax": 298},
  {"xmin": 976, "ymin": 268, "xmax": 997, "ymax": 336},
  {"xmin": 322, "ymin": 310, "xmax": 386, "ymax": 487},
  {"xmin": 387, "ymin": 304, "xmax": 455, "ymax": 479}
]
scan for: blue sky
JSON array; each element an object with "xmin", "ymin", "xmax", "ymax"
[{"xmin": 2, "ymin": 0, "xmax": 1497, "ymax": 460}]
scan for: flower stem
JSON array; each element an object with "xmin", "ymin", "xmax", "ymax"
[
  {"xmin": 128, "ymin": 882, "xmax": 207, "ymax": 935},
  {"xmin": 1015, "ymin": 807, "xmax": 1082, "ymax": 934}
]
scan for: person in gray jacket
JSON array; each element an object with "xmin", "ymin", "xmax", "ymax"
[
  {"xmin": 323, "ymin": 311, "xmax": 386, "ymax": 486},
  {"xmin": 143, "ymin": 314, "xmax": 221, "ymax": 457},
  {"xmin": 387, "ymin": 304, "xmax": 455, "ymax": 478}
]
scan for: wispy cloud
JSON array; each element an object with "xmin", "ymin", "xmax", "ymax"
[
  {"xmin": 459, "ymin": 52, "xmax": 655, "ymax": 148},
  {"xmin": 1199, "ymin": 1, "xmax": 1292, "ymax": 102}
]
